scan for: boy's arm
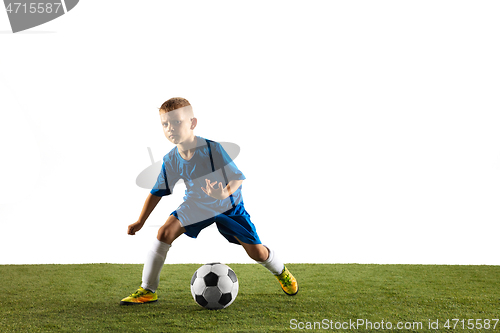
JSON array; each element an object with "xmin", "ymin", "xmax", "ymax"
[
  {"xmin": 127, "ymin": 193, "xmax": 162, "ymax": 235},
  {"xmin": 201, "ymin": 179, "xmax": 243, "ymax": 200},
  {"xmin": 226, "ymin": 179, "xmax": 243, "ymax": 197}
]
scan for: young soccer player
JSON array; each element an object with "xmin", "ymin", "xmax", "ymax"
[{"xmin": 120, "ymin": 97, "xmax": 298, "ymax": 305}]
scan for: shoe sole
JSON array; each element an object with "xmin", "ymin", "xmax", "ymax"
[{"xmin": 120, "ymin": 299, "xmax": 158, "ymax": 305}]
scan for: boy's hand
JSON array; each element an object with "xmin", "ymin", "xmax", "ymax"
[
  {"xmin": 128, "ymin": 221, "xmax": 144, "ymax": 235},
  {"xmin": 201, "ymin": 179, "xmax": 228, "ymax": 200}
]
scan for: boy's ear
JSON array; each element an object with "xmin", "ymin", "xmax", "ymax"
[{"xmin": 190, "ymin": 117, "xmax": 198, "ymax": 130}]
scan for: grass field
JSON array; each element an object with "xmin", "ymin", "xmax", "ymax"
[{"xmin": 0, "ymin": 264, "xmax": 499, "ymax": 332}]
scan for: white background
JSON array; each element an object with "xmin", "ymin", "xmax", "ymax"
[{"xmin": 1, "ymin": 1, "xmax": 499, "ymax": 265}]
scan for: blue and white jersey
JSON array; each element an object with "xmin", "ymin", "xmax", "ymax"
[{"xmin": 151, "ymin": 136, "xmax": 245, "ymax": 214}]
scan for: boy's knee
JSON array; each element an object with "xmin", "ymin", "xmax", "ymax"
[
  {"xmin": 157, "ymin": 225, "xmax": 177, "ymax": 243},
  {"xmin": 156, "ymin": 227, "xmax": 170, "ymax": 243},
  {"xmin": 157, "ymin": 216, "xmax": 185, "ymax": 244}
]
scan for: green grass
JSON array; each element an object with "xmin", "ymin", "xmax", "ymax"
[{"xmin": 0, "ymin": 264, "xmax": 499, "ymax": 332}]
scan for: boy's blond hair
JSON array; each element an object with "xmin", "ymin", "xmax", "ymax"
[{"xmin": 159, "ymin": 97, "xmax": 192, "ymax": 113}]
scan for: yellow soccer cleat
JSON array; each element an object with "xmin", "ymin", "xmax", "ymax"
[
  {"xmin": 120, "ymin": 287, "xmax": 158, "ymax": 305},
  {"xmin": 276, "ymin": 266, "xmax": 299, "ymax": 296}
]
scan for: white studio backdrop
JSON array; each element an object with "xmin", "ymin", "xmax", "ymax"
[{"xmin": 0, "ymin": 1, "xmax": 499, "ymax": 265}]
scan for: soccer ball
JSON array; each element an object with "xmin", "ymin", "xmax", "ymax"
[{"xmin": 190, "ymin": 262, "xmax": 239, "ymax": 310}]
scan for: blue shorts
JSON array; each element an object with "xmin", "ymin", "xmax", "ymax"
[{"xmin": 172, "ymin": 202, "xmax": 261, "ymax": 245}]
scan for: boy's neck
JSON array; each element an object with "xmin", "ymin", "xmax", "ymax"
[{"xmin": 177, "ymin": 135, "xmax": 197, "ymax": 160}]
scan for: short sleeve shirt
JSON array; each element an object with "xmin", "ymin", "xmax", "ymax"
[{"xmin": 150, "ymin": 136, "xmax": 245, "ymax": 210}]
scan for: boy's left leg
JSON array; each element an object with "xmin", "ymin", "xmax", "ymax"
[
  {"xmin": 236, "ymin": 238, "xmax": 299, "ymax": 296},
  {"xmin": 120, "ymin": 214, "xmax": 186, "ymax": 305}
]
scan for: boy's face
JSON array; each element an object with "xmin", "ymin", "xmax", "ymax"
[{"xmin": 160, "ymin": 107, "xmax": 197, "ymax": 145}]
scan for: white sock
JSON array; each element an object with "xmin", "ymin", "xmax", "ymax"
[
  {"xmin": 257, "ymin": 245, "xmax": 285, "ymax": 276},
  {"xmin": 141, "ymin": 239, "xmax": 171, "ymax": 293}
]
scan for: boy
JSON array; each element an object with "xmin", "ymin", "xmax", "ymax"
[{"xmin": 120, "ymin": 97, "xmax": 298, "ymax": 305}]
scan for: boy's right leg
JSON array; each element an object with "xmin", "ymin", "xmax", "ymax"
[
  {"xmin": 236, "ymin": 238, "xmax": 299, "ymax": 296},
  {"xmin": 120, "ymin": 215, "xmax": 185, "ymax": 305}
]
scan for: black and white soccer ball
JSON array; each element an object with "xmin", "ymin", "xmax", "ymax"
[{"xmin": 190, "ymin": 263, "xmax": 239, "ymax": 310}]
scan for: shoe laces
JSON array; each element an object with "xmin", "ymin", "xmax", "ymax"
[
  {"xmin": 280, "ymin": 272, "xmax": 292, "ymax": 287},
  {"xmin": 131, "ymin": 289, "xmax": 147, "ymax": 297}
]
